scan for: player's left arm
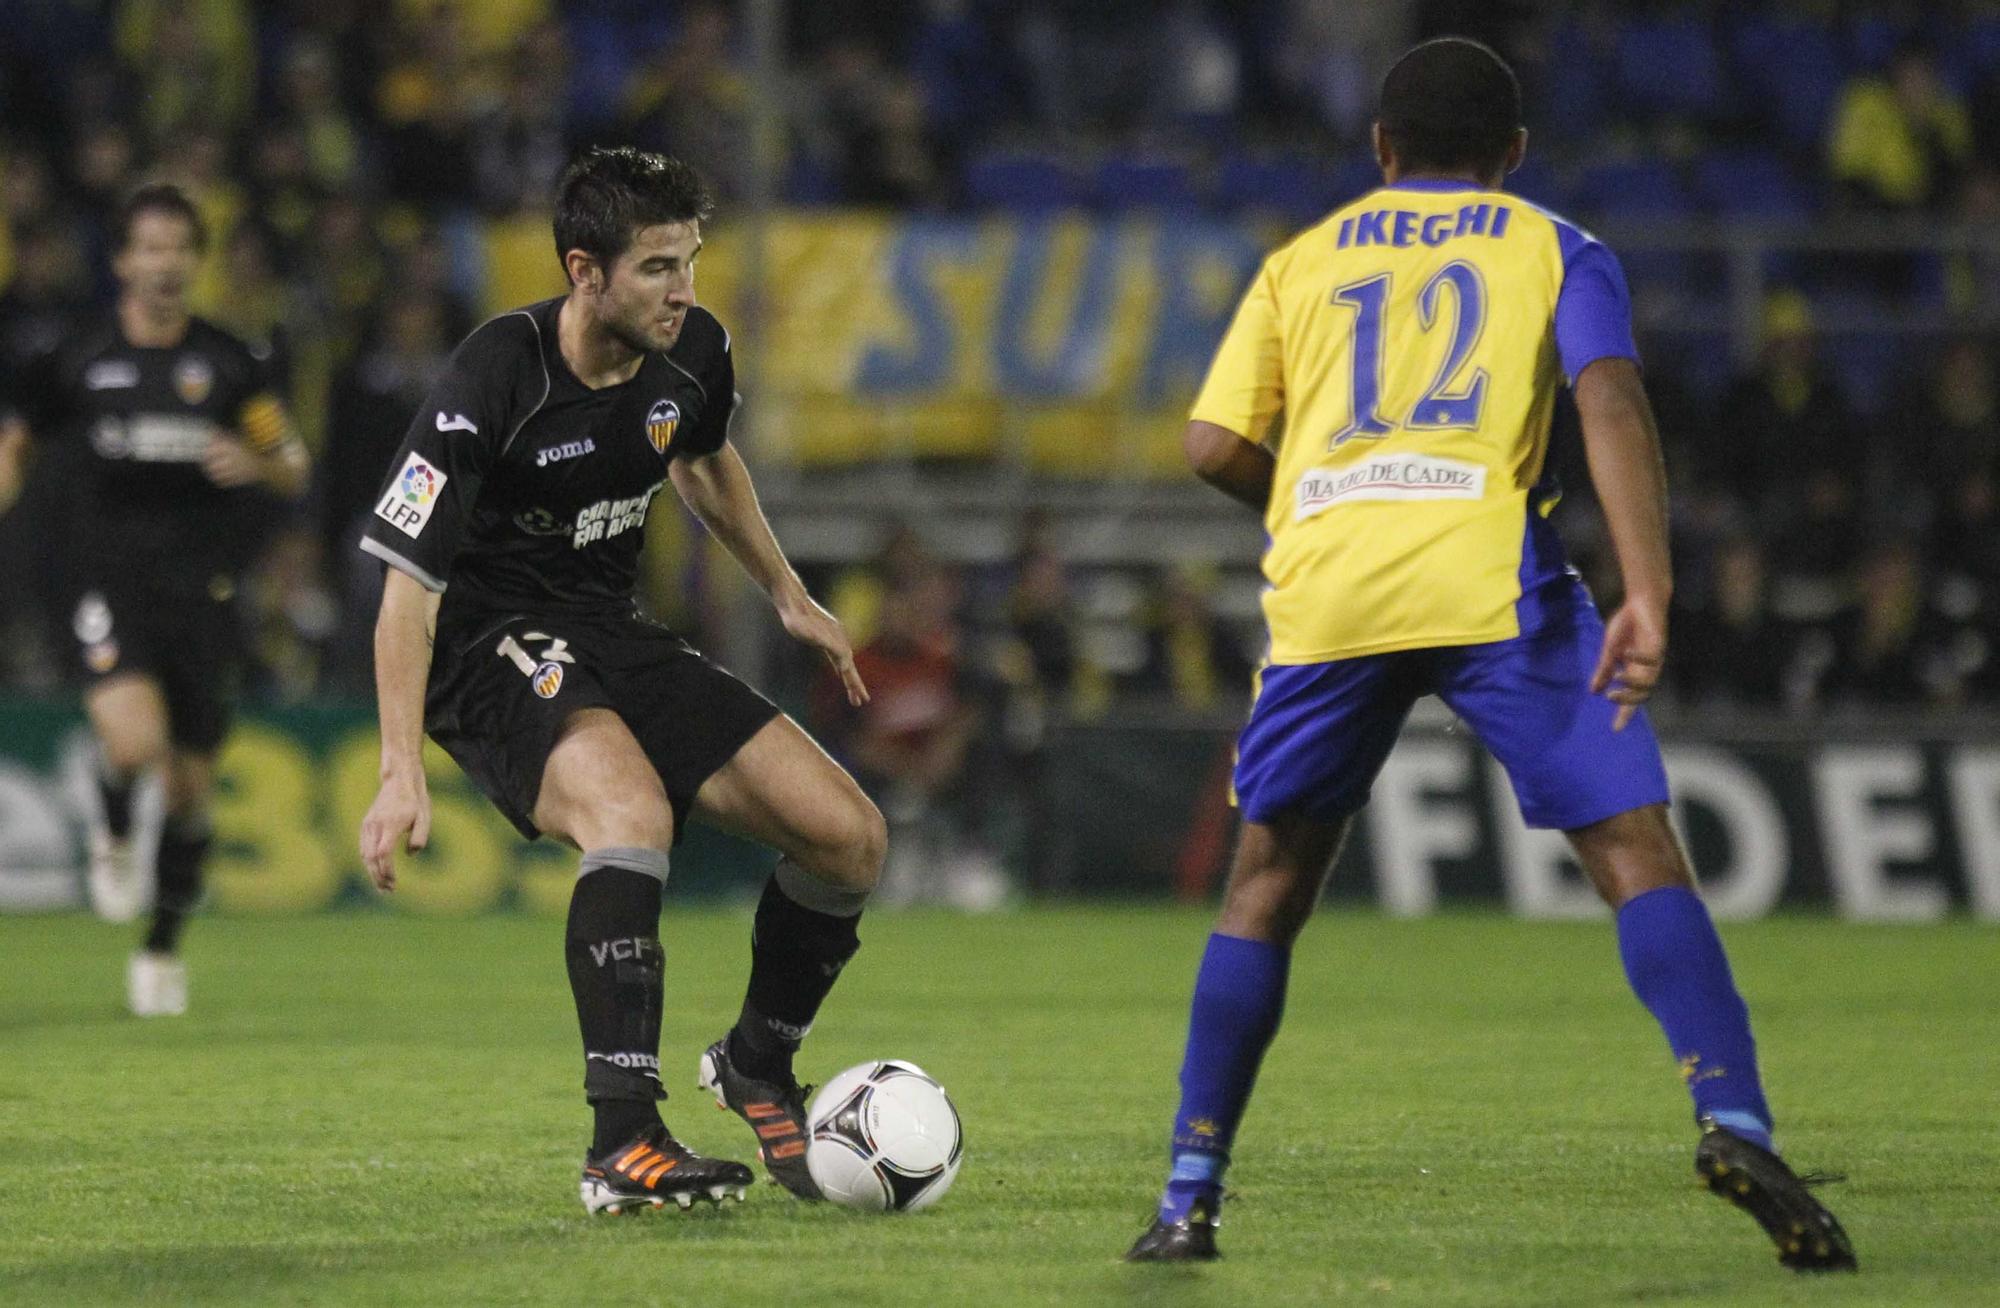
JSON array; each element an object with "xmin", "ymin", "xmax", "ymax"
[
  {"xmin": 1184, "ymin": 419, "xmax": 1276, "ymax": 511},
  {"xmin": 1186, "ymin": 261, "xmax": 1284, "ymax": 513},
  {"xmin": 670, "ymin": 440, "xmax": 869, "ymax": 706},
  {"xmin": 1575, "ymin": 357, "xmax": 1672, "ymax": 731},
  {"xmin": 205, "ymin": 390, "xmax": 309, "ymax": 497},
  {"xmin": 1556, "ymin": 232, "xmax": 1672, "ymax": 731}
]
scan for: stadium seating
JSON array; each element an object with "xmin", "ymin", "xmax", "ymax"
[
  {"xmin": 1091, "ymin": 157, "xmax": 1202, "ymax": 213},
  {"xmin": 1503, "ymin": 155, "xmax": 1565, "ymax": 211},
  {"xmin": 1574, "ymin": 160, "xmax": 1696, "ymax": 220},
  {"xmin": 1539, "ymin": 19, "xmax": 1612, "ymax": 146},
  {"xmin": 1614, "ymin": 16, "xmax": 1731, "ymax": 119},
  {"xmin": 964, "ymin": 153, "xmax": 1083, "ymax": 212},
  {"xmin": 1732, "ymin": 17, "xmax": 1847, "ymax": 148},
  {"xmin": 1214, "ymin": 155, "xmax": 1336, "ymax": 223},
  {"xmin": 1693, "ymin": 149, "xmax": 1816, "ymax": 220}
]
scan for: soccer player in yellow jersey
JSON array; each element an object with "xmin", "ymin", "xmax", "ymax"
[{"xmin": 1126, "ymin": 39, "xmax": 1855, "ymax": 1272}]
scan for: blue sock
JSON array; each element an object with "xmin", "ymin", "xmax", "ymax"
[
  {"xmin": 1616, "ymin": 886, "xmax": 1774, "ymax": 1151},
  {"xmin": 1159, "ymin": 933, "xmax": 1289, "ymax": 1223}
]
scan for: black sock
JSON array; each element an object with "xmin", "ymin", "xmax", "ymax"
[
  {"xmin": 143, "ymin": 812, "xmax": 211, "ymax": 955},
  {"xmin": 566, "ymin": 849, "xmax": 670, "ymax": 1157},
  {"xmin": 729, "ymin": 862, "xmax": 865, "ymax": 1085},
  {"xmin": 98, "ymin": 762, "xmax": 136, "ymax": 842}
]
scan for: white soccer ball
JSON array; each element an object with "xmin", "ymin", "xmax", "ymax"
[{"xmin": 805, "ymin": 1060, "xmax": 963, "ymax": 1212}]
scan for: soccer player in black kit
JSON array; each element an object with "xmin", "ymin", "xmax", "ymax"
[
  {"xmin": 0, "ymin": 184, "xmax": 308, "ymax": 1016},
  {"xmin": 358, "ymin": 148, "xmax": 886, "ymax": 1213}
]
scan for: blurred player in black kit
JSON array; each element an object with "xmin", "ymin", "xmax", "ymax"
[
  {"xmin": 357, "ymin": 147, "xmax": 886, "ymax": 1214},
  {"xmin": 0, "ymin": 184, "xmax": 308, "ymax": 1015}
]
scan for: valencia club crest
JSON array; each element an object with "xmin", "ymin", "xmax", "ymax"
[{"xmin": 645, "ymin": 399, "xmax": 680, "ymax": 454}]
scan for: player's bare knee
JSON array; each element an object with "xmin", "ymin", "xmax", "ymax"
[
  {"xmin": 1219, "ymin": 828, "xmax": 1336, "ymax": 943},
  {"xmin": 609, "ymin": 792, "xmax": 675, "ymax": 852},
  {"xmin": 567, "ymin": 783, "xmax": 673, "ymax": 852},
  {"xmin": 162, "ymin": 770, "xmax": 212, "ymax": 821},
  {"xmin": 790, "ymin": 795, "xmax": 885, "ymax": 894},
  {"xmin": 844, "ymin": 797, "xmax": 888, "ymax": 893},
  {"xmin": 1568, "ymin": 805, "xmax": 1693, "ymax": 907},
  {"xmin": 1217, "ymin": 868, "xmax": 1298, "ymax": 943},
  {"xmin": 99, "ymin": 725, "xmax": 167, "ymax": 777}
]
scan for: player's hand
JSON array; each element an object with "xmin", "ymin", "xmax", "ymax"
[
  {"xmin": 0, "ymin": 418, "xmax": 27, "ymax": 515},
  {"xmin": 779, "ymin": 591, "xmax": 869, "ymax": 706},
  {"xmin": 360, "ymin": 769, "xmax": 431, "ymax": 892},
  {"xmin": 201, "ymin": 434, "xmax": 262, "ymax": 488},
  {"xmin": 1590, "ymin": 596, "xmax": 1668, "ymax": 732}
]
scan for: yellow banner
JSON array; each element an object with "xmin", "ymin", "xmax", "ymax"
[{"xmin": 484, "ymin": 211, "xmax": 1271, "ymax": 475}]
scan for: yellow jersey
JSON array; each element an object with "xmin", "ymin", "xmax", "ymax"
[{"xmin": 1191, "ymin": 179, "xmax": 1638, "ymax": 663}]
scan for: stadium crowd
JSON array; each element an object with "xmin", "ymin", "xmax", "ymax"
[{"xmin": 1, "ymin": 0, "xmax": 1996, "ymax": 738}]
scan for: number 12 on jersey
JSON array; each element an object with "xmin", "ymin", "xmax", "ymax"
[{"xmin": 1329, "ymin": 260, "xmax": 1490, "ymax": 448}]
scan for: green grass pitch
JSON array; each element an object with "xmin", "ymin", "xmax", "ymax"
[{"xmin": 1, "ymin": 907, "xmax": 1994, "ymax": 1306}]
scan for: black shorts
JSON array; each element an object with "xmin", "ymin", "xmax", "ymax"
[
  {"xmin": 69, "ymin": 582, "xmax": 242, "ymax": 753},
  {"xmin": 425, "ymin": 607, "xmax": 781, "ymax": 842}
]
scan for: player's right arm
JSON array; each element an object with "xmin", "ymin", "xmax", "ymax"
[
  {"xmin": 1185, "ymin": 261, "xmax": 1284, "ymax": 512},
  {"xmin": 355, "ymin": 314, "xmax": 527, "ymax": 886},
  {"xmin": 0, "ymin": 345, "xmax": 55, "ymax": 517},
  {"xmin": 0, "ymin": 416, "xmax": 25, "ymax": 516},
  {"xmin": 361, "ymin": 567, "xmax": 441, "ymax": 891}
]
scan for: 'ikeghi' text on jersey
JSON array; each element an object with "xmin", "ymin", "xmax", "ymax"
[{"xmin": 360, "ymin": 297, "xmax": 736, "ymax": 623}]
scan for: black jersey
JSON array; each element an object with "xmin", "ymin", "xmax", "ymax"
[
  {"xmin": 359, "ymin": 297, "xmax": 737, "ymax": 631},
  {"xmin": 6, "ymin": 314, "xmax": 288, "ymax": 591}
]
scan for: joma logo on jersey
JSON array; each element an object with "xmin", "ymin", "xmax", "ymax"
[
  {"xmin": 375, "ymin": 453, "xmax": 448, "ymax": 538},
  {"xmin": 645, "ymin": 398, "xmax": 680, "ymax": 454},
  {"xmin": 572, "ymin": 485, "xmax": 661, "ymax": 548},
  {"xmin": 535, "ymin": 438, "xmax": 596, "ymax": 468}
]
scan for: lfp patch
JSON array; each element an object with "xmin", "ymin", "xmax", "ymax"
[
  {"xmin": 645, "ymin": 399, "xmax": 680, "ymax": 454},
  {"xmin": 375, "ymin": 453, "xmax": 448, "ymax": 538},
  {"xmin": 533, "ymin": 661, "xmax": 564, "ymax": 699}
]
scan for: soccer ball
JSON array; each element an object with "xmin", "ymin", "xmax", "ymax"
[{"xmin": 805, "ymin": 1060, "xmax": 962, "ymax": 1211}]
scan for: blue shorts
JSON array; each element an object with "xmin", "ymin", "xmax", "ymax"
[{"xmin": 1234, "ymin": 583, "xmax": 1670, "ymax": 830}]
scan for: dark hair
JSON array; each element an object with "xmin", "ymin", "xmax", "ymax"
[
  {"xmin": 553, "ymin": 146, "xmax": 713, "ymax": 281},
  {"xmin": 115, "ymin": 182, "xmax": 208, "ymax": 254},
  {"xmin": 1378, "ymin": 37, "xmax": 1523, "ymax": 175}
]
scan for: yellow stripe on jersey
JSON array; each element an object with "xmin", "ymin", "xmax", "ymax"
[
  {"xmin": 1192, "ymin": 184, "xmax": 1570, "ymax": 663},
  {"xmin": 238, "ymin": 392, "xmax": 292, "ymax": 452}
]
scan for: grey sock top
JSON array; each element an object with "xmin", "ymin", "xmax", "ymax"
[
  {"xmin": 775, "ymin": 857, "xmax": 868, "ymax": 916},
  {"xmin": 579, "ymin": 846, "xmax": 671, "ymax": 883}
]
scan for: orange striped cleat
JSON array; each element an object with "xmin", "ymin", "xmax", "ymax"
[
  {"xmin": 579, "ymin": 1126, "xmax": 753, "ymax": 1215},
  {"xmin": 698, "ymin": 1037, "xmax": 822, "ymax": 1201}
]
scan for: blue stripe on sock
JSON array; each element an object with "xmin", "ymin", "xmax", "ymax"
[
  {"xmin": 1705, "ymin": 1109, "xmax": 1775, "ymax": 1152},
  {"xmin": 1169, "ymin": 1152, "xmax": 1226, "ymax": 1185}
]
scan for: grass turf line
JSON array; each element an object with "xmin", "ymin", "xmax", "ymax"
[{"xmin": 0, "ymin": 908, "xmax": 1993, "ymax": 1306}]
